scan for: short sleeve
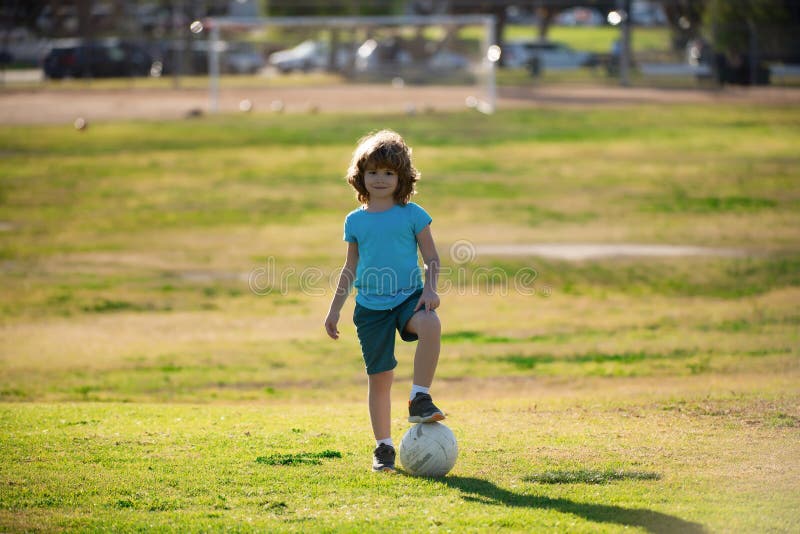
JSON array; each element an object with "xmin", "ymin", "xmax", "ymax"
[
  {"xmin": 343, "ymin": 215, "xmax": 356, "ymax": 242},
  {"xmin": 410, "ymin": 203, "xmax": 432, "ymax": 235}
]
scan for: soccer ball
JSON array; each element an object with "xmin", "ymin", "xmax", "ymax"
[{"xmin": 399, "ymin": 422, "xmax": 458, "ymax": 477}]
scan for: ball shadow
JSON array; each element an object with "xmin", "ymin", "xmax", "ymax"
[{"xmin": 435, "ymin": 476, "xmax": 706, "ymax": 534}]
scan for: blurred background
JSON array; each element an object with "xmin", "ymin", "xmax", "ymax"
[{"xmin": 2, "ymin": 0, "xmax": 800, "ymax": 95}]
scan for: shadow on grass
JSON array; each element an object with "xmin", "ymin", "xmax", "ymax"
[{"xmin": 436, "ymin": 476, "xmax": 706, "ymax": 534}]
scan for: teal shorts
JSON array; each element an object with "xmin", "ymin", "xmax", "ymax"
[{"xmin": 353, "ymin": 288, "xmax": 424, "ymax": 375}]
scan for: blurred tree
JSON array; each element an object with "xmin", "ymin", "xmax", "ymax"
[
  {"xmin": 4, "ymin": 0, "xmax": 105, "ymax": 38},
  {"xmin": 76, "ymin": 0, "xmax": 91, "ymax": 39},
  {"xmin": 704, "ymin": 0, "xmax": 799, "ymax": 61},
  {"xmin": 703, "ymin": 0, "xmax": 800, "ymax": 84},
  {"xmin": 0, "ymin": 1, "xmax": 46, "ymax": 34},
  {"xmin": 420, "ymin": 1, "xmax": 616, "ymax": 40},
  {"xmin": 2, "ymin": 1, "xmax": 234, "ymax": 38},
  {"xmin": 267, "ymin": 1, "xmax": 400, "ymax": 16},
  {"xmin": 657, "ymin": 0, "xmax": 706, "ymax": 50}
]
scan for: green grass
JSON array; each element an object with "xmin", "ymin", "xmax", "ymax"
[
  {"xmin": 1, "ymin": 392, "xmax": 797, "ymax": 532},
  {"xmin": 525, "ymin": 469, "xmax": 662, "ymax": 485},
  {"xmin": 1, "ymin": 102, "xmax": 799, "ymax": 531},
  {"xmin": 459, "ymin": 25, "xmax": 671, "ymax": 55}
]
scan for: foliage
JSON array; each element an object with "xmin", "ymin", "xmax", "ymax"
[
  {"xmin": 704, "ymin": 0, "xmax": 799, "ymax": 58},
  {"xmin": 658, "ymin": 0, "xmax": 707, "ymax": 48},
  {"xmin": 268, "ymin": 0, "xmax": 400, "ymax": 16}
]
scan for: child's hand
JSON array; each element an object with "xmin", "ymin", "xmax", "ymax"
[
  {"xmin": 324, "ymin": 311, "xmax": 341, "ymax": 340},
  {"xmin": 414, "ymin": 289, "xmax": 440, "ymax": 313}
]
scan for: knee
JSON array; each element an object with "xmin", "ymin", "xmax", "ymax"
[
  {"xmin": 368, "ymin": 369, "xmax": 394, "ymax": 387},
  {"xmin": 415, "ymin": 312, "xmax": 441, "ymax": 339}
]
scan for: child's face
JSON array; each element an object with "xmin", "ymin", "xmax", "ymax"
[{"xmin": 363, "ymin": 166, "xmax": 398, "ymax": 201}]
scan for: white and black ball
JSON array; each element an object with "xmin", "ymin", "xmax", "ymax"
[{"xmin": 399, "ymin": 422, "xmax": 458, "ymax": 477}]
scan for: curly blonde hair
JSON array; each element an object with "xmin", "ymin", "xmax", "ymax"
[{"xmin": 345, "ymin": 129, "xmax": 419, "ymax": 205}]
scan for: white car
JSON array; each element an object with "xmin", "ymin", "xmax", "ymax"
[
  {"xmin": 355, "ymin": 39, "xmax": 468, "ymax": 74},
  {"xmin": 355, "ymin": 39, "xmax": 411, "ymax": 73},
  {"xmin": 268, "ymin": 40, "xmax": 349, "ymax": 73},
  {"xmin": 427, "ymin": 49, "xmax": 470, "ymax": 71},
  {"xmin": 502, "ymin": 40, "xmax": 596, "ymax": 70},
  {"xmin": 631, "ymin": 0, "xmax": 668, "ymax": 26}
]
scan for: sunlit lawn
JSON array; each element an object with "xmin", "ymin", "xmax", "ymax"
[{"xmin": 0, "ymin": 103, "xmax": 798, "ymax": 531}]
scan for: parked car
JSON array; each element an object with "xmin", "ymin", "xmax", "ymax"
[
  {"xmin": 148, "ymin": 40, "xmax": 261, "ymax": 76},
  {"xmin": 0, "ymin": 28, "xmax": 52, "ymax": 67},
  {"xmin": 555, "ymin": 7, "xmax": 605, "ymax": 27},
  {"xmin": 268, "ymin": 40, "xmax": 350, "ymax": 73},
  {"xmin": 223, "ymin": 42, "xmax": 264, "ymax": 74},
  {"xmin": 502, "ymin": 40, "xmax": 597, "ymax": 70},
  {"xmin": 631, "ymin": 0, "xmax": 668, "ymax": 26},
  {"xmin": 427, "ymin": 49, "xmax": 470, "ymax": 71},
  {"xmin": 148, "ymin": 40, "xmax": 209, "ymax": 76},
  {"xmin": 43, "ymin": 40, "xmax": 152, "ymax": 79},
  {"xmin": 354, "ymin": 38, "xmax": 412, "ymax": 73},
  {"xmin": 355, "ymin": 38, "xmax": 468, "ymax": 73}
]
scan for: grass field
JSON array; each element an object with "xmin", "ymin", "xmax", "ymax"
[{"xmin": 1, "ymin": 102, "xmax": 799, "ymax": 532}]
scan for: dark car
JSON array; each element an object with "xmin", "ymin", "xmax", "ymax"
[
  {"xmin": 148, "ymin": 40, "xmax": 209, "ymax": 76},
  {"xmin": 43, "ymin": 40, "xmax": 153, "ymax": 79},
  {"xmin": 149, "ymin": 40, "xmax": 265, "ymax": 76}
]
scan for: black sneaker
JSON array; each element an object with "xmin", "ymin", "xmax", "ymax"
[
  {"xmin": 408, "ymin": 393, "xmax": 446, "ymax": 423},
  {"xmin": 372, "ymin": 443, "xmax": 396, "ymax": 473}
]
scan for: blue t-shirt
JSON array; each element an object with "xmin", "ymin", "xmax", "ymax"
[{"xmin": 343, "ymin": 202, "xmax": 432, "ymax": 310}]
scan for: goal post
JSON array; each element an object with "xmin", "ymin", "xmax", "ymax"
[{"xmin": 204, "ymin": 14, "xmax": 497, "ymax": 114}]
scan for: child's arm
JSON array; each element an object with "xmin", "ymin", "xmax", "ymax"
[
  {"xmin": 325, "ymin": 241, "xmax": 359, "ymax": 340},
  {"xmin": 415, "ymin": 225, "xmax": 441, "ymax": 313}
]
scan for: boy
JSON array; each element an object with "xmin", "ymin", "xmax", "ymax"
[{"xmin": 324, "ymin": 130, "xmax": 445, "ymax": 473}]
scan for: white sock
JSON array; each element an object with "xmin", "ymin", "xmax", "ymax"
[
  {"xmin": 376, "ymin": 438, "xmax": 394, "ymax": 448},
  {"xmin": 410, "ymin": 384, "xmax": 430, "ymax": 400}
]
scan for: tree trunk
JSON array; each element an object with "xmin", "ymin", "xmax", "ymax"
[{"xmin": 536, "ymin": 7, "xmax": 556, "ymax": 40}]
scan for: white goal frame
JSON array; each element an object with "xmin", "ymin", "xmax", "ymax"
[{"xmin": 204, "ymin": 14, "xmax": 497, "ymax": 114}]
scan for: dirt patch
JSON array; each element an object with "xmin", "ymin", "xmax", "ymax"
[
  {"xmin": 499, "ymin": 84, "xmax": 800, "ymax": 108},
  {"xmin": 474, "ymin": 243, "xmax": 749, "ymax": 260},
  {"xmin": 1, "ymin": 84, "xmax": 798, "ymax": 125}
]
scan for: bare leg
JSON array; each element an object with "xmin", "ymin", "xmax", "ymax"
[
  {"xmin": 404, "ymin": 311, "xmax": 441, "ymax": 388},
  {"xmin": 368, "ymin": 370, "xmax": 393, "ymax": 440}
]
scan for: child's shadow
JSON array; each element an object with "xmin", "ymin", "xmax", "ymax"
[{"xmin": 435, "ymin": 476, "xmax": 706, "ymax": 534}]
